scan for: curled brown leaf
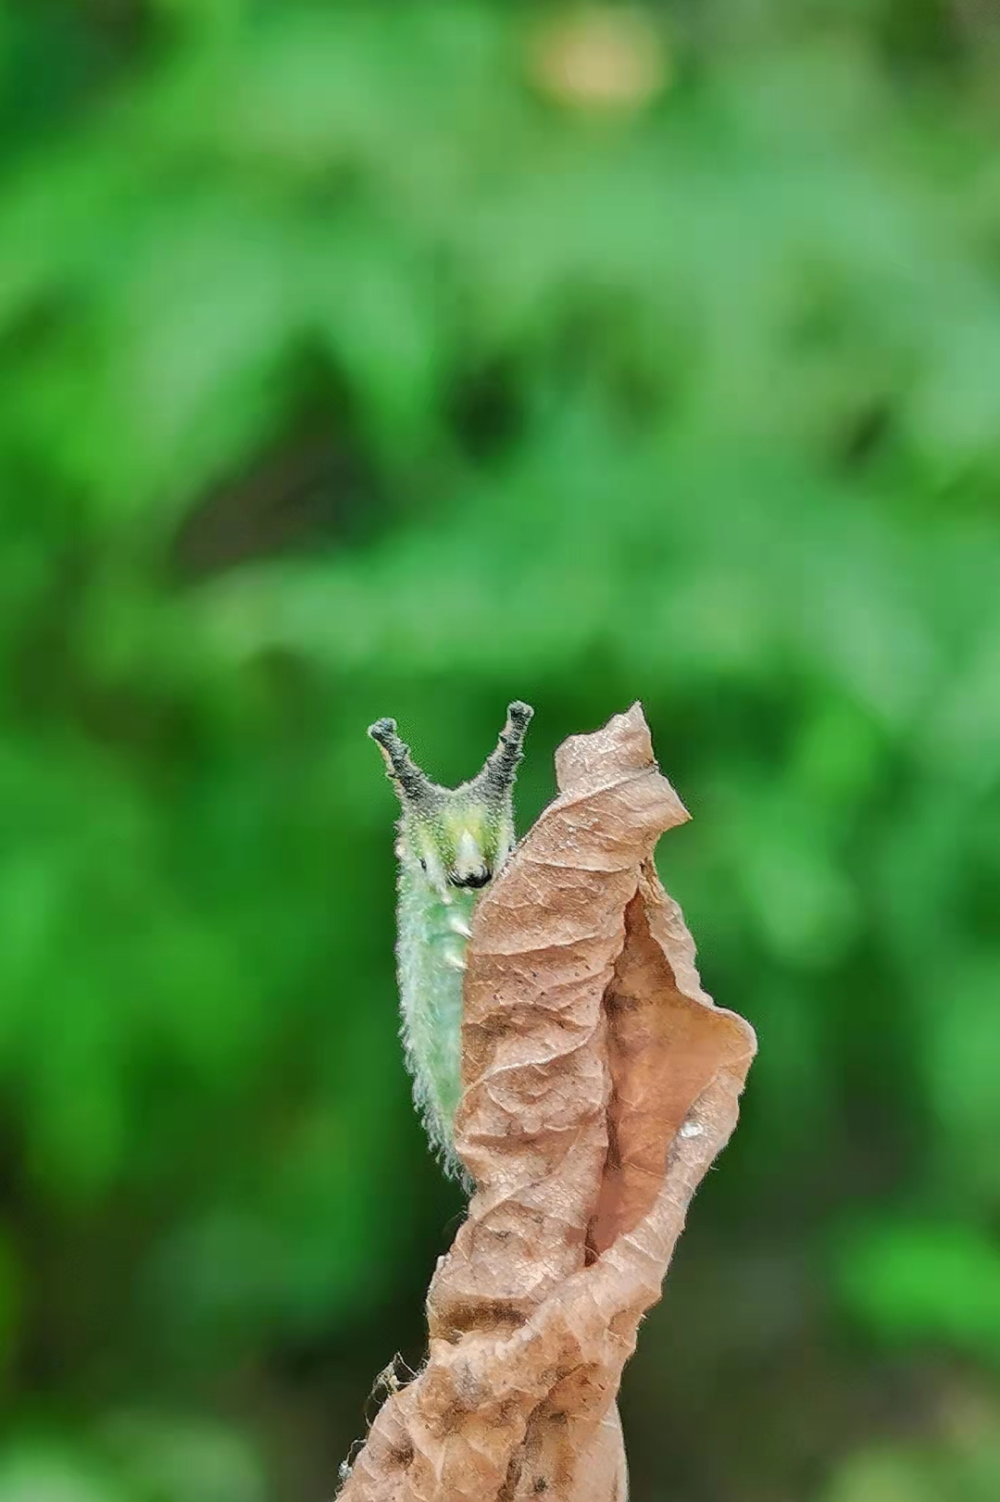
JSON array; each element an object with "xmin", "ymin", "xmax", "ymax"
[{"xmin": 339, "ymin": 704, "xmax": 756, "ymax": 1501}]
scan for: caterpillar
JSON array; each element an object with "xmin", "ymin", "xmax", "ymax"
[{"xmin": 367, "ymin": 702, "xmax": 534, "ymax": 1178}]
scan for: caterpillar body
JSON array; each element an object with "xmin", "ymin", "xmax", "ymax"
[{"xmin": 368, "ymin": 703, "xmax": 533, "ymax": 1178}]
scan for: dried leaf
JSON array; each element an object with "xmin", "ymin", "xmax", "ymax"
[{"xmin": 339, "ymin": 704, "xmax": 756, "ymax": 1502}]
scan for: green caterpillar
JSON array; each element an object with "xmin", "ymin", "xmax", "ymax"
[{"xmin": 367, "ymin": 702, "xmax": 533, "ymax": 1178}]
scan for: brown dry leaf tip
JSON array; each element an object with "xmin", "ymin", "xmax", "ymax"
[{"xmin": 338, "ymin": 704, "xmax": 756, "ymax": 1502}]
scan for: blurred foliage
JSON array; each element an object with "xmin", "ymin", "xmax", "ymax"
[{"xmin": 0, "ymin": 1, "xmax": 998, "ymax": 1499}]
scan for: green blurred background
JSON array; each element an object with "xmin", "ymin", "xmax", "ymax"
[{"xmin": 1, "ymin": 2, "xmax": 999, "ymax": 1498}]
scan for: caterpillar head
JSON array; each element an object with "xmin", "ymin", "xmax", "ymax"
[{"xmin": 368, "ymin": 702, "xmax": 533, "ymax": 896}]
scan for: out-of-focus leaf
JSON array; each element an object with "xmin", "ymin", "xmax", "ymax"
[
  {"xmin": 837, "ymin": 1222, "xmax": 1000, "ymax": 1367},
  {"xmin": 0, "ymin": 1449, "xmax": 125, "ymax": 1502},
  {"xmin": 102, "ymin": 1413, "xmax": 265, "ymax": 1502}
]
